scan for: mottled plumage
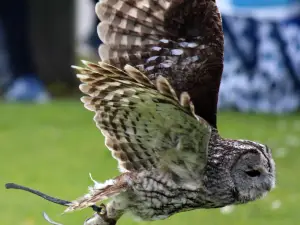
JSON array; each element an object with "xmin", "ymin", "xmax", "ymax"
[
  {"xmin": 96, "ymin": 0, "xmax": 223, "ymax": 128},
  {"xmin": 69, "ymin": 61, "xmax": 211, "ymax": 209},
  {"xmin": 75, "ymin": 61, "xmax": 210, "ymax": 175},
  {"xmin": 25, "ymin": 0, "xmax": 276, "ymax": 225},
  {"xmin": 68, "ymin": 61, "xmax": 275, "ymax": 225}
]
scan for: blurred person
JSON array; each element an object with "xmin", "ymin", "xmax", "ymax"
[
  {"xmin": 217, "ymin": 0, "xmax": 300, "ymax": 113},
  {"xmin": 0, "ymin": 21, "xmax": 12, "ymax": 91},
  {"xmin": 0, "ymin": 1, "xmax": 50, "ymax": 102}
]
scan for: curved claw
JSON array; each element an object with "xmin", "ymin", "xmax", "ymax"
[
  {"xmin": 43, "ymin": 212, "xmax": 63, "ymax": 225},
  {"xmin": 97, "ymin": 204, "xmax": 116, "ymax": 225},
  {"xmin": 98, "ymin": 204, "xmax": 107, "ymax": 216}
]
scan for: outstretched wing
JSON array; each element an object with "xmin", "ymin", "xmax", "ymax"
[
  {"xmin": 75, "ymin": 61, "xmax": 211, "ymax": 180},
  {"xmin": 96, "ymin": 0, "xmax": 223, "ymax": 128}
]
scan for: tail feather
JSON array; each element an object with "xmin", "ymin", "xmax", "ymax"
[{"xmin": 65, "ymin": 174, "xmax": 129, "ymax": 212}]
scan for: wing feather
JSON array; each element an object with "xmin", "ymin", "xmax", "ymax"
[
  {"xmin": 96, "ymin": 0, "xmax": 224, "ymax": 127},
  {"xmin": 75, "ymin": 61, "xmax": 211, "ymax": 180}
]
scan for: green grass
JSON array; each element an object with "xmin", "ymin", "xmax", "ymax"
[{"xmin": 1, "ymin": 101, "xmax": 300, "ymax": 225}]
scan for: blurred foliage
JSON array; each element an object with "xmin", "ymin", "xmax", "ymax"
[{"xmin": 1, "ymin": 101, "xmax": 300, "ymax": 225}]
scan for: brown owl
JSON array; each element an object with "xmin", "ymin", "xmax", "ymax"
[{"xmin": 5, "ymin": 1, "xmax": 276, "ymax": 225}]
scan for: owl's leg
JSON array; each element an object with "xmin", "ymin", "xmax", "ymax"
[{"xmin": 84, "ymin": 201, "xmax": 124, "ymax": 225}]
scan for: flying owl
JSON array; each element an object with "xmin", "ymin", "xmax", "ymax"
[
  {"xmin": 5, "ymin": 0, "xmax": 276, "ymax": 225},
  {"xmin": 63, "ymin": 0, "xmax": 276, "ymax": 224}
]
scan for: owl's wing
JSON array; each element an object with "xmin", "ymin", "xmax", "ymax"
[
  {"xmin": 75, "ymin": 61, "xmax": 211, "ymax": 180},
  {"xmin": 96, "ymin": 0, "xmax": 223, "ymax": 128}
]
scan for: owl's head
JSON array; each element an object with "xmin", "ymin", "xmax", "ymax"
[{"xmin": 230, "ymin": 140, "xmax": 275, "ymax": 203}]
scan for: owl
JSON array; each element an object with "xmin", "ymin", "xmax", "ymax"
[
  {"xmin": 6, "ymin": 0, "xmax": 276, "ymax": 225},
  {"xmin": 64, "ymin": 0, "xmax": 276, "ymax": 224}
]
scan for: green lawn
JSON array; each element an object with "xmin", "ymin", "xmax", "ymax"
[{"xmin": 1, "ymin": 101, "xmax": 299, "ymax": 225}]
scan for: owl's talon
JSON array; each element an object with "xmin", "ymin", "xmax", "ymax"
[
  {"xmin": 98, "ymin": 203, "xmax": 107, "ymax": 215},
  {"xmin": 92, "ymin": 204, "xmax": 116, "ymax": 225}
]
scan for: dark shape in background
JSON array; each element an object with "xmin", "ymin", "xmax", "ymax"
[{"xmin": 29, "ymin": 0, "xmax": 77, "ymax": 95}]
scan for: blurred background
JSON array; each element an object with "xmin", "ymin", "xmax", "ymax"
[{"xmin": 0, "ymin": 0, "xmax": 300, "ymax": 224}]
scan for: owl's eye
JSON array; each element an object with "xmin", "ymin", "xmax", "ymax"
[{"xmin": 245, "ymin": 170, "xmax": 261, "ymax": 177}]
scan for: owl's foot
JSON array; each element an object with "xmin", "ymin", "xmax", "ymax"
[{"xmin": 84, "ymin": 204, "xmax": 116, "ymax": 225}]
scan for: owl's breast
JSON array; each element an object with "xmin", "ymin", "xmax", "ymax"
[{"xmin": 125, "ymin": 170, "xmax": 214, "ymax": 221}]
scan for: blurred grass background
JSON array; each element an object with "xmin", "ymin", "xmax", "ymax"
[{"xmin": 1, "ymin": 101, "xmax": 300, "ymax": 225}]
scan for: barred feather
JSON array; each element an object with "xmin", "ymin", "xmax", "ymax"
[
  {"xmin": 156, "ymin": 76, "xmax": 178, "ymax": 101},
  {"xmin": 75, "ymin": 61, "xmax": 211, "ymax": 176},
  {"xmin": 95, "ymin": 0, "xmax": 224, "ymax": 128}
]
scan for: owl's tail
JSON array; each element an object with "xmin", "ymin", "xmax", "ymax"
[{"xmin": 64, "ymin": 173, "xmax": 129, "ymax": 212}]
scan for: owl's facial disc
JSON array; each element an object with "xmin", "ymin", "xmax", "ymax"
[{"xmin": 231, "ymin": 142, "xmax": 275, "ymax": 203}]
